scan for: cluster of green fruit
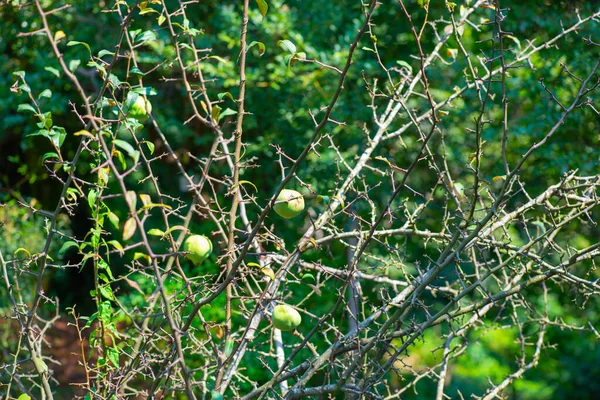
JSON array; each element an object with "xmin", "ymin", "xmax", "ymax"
[
  {"xmin": 182, "ymin": 188, "xmax": 305, "ymax": 332},
  {"xmin": 272, "ymin": 190, "xmax": 304, "ymax": 330},
  {"xmin": 183, "ymin": 235, "xmax": 302, "ymax": 331}
]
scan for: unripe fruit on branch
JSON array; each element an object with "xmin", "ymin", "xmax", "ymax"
[
  {"xmin": 272, "ymin": 304, "xmax": 302, "ymax": 331},
  {"xmin": 273, "ymin": 189, "xmax": 304, "ymax": 219},
  {"xmin": 183, "ymin": 234, "xmax": 212, "ymax": 265},
  {"xmin": 128, "ymin": 96, "xmax": 152, "ymax": 122}
]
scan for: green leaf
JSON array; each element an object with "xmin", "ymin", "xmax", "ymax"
[
  {"xmin": 83, "ymin": 312, "xmax": 98, "ymax": 329},
  {"xmin": 108, "ymin": 74, "xmax": 121, "ymax": 88},
  {"xmin": 66, "ymin": 187, "xmax": 78, "ymax": 202},
  {"xmin": 99, "ymin": 284, "xmax": 115, "ymax": 300},
  {"xmin": 68, "ymin": 59, "xmax": 81, "ymax": 72},
  {"xmin": 395, "ymin": 60, "xmax": 413, "ymax": 74},
  {"xmin": 143, "ymin": 141, "xmax": 155, "ymax": 155},
  {"xmin": 139, "ymin": 7, "xmax": 159, "ymax": 15},
  {"xmin": 277, "ymin": 39, "xmax": 297, "ymax": 54},
  {"xmin": 147, "ymin": 228, "xmax": 165, "ymax": 237},
  {"xmin": 316, "ymin": 195, "xmax": 330, "ymax": 204},
  {"xmin": 42, "ymin": 152, "xmax": 59, "ymax": 162},
  {"xmin": 67, "ymin": 40, "xmax": 92, "ymax": 56},
  {"xmin": 98, "ymin": 168, "xmax": 109, "ymax": 186},
  {"xmin": 113, "ymin": 139, "xmax": 135, "ymax": 157},
  {"xmin": 98, "ymin": 49, "xmax": 115, "ymax": 58},
  {"xmin": 225, "ymin": 339, "xmax": 235, "ymax": 357},
  {"xmin": 19, "ymin": 83, "xmax": 31, "ymax": 93},
  {"xmin": 163, "ymin": 225, "xmax": 189, "ymax": 236},
  {"xmin": 107, "ymin": 348, "xmax": 120, "ymax": 367},
  {"xmin": 234, "ymin": 180, "xmax": 258, "ymax": 192},
  {"xmin": 44, "ymin": 66, "xmax": 60, "ymax": 77},
  {"xmin": 217, "ymin": 92, "xmax": 236, "ymax": 102},
  {"xmin": 255, "ymin": 0, "xmax": 268, "ymax": 18},
  {"xmin": 209, "ymin": 55, "xmax": 229, "ymax": 64},
  {"xmin": 98, "ymin": 259, "xmax": 114, "ymax": 280},
  {"xmin": 218, "ymin": 108, "xmax": 237, "ymax": 122},
  {"xmin": 135, "ymin": 30, "xmax": 157, "ymax": 44},
  {"xmin": 58, "ymin": 241, "xmax": 79, "ymax": 258},
  {"xmin": 211, "ymin": 104, "xmax": 221, "ymax": 122},
  {"xmin": 18, "ymin": 394, "xmax": 32, "ymax": 400},
  {"xmin": 129, "ymin": 66, "xmax": 143, "ymax": 76},
  {"xmin": 248, "ymin": 41, "xmax": 266, "ymax": 56},
  {"xmin": 129, "ymin": 29, "xmax": 142, "ymax": 41},
  {"xmin": 38, "ymin": 89, "xmax": 52, "ymax": 100},
  {"xmin": 88, "ymin": 189, "xmax": 98, "ymax": 209},
  {"xmin": 113, "ymin": 139, "xmax": 140, "ymax": 164},
  {"xmin": 133, "ymin": 252, "xmax": 151, "ymax": 264},
  {"xmin": 53, "ymin": 126, "xmax": 67, "ymax": 148},
  {"xmin": 98, "ymin": 301, "xmax": 112, "ymax": 323},
  {"xmin": 17, "ymin": 104, "xmax": 36, "ymax": 113},
  {"xmin": 107, "ymin": 240, "xmax": 124, "ymax": 254},
  {"xmin": 107, "ymin": 212, "xmax": 120, "ymax": 229},
  {"xmin": 132, "ymin": 87, "xmax": 157, "ymax": 96},
  {"xmin": 211, "ymin": 391, "xmax": 223, "ymax": 400},
  {"xmin": 302, "ymin": 273, "xmax": 316, "ymax": 284}
]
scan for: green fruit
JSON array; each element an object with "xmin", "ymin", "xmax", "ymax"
[
  {"xmin": 272, "ymin": 304, "xmax": 302, "ymax": 331},
  {"xmin": 183, "ymin": 234, "xmax": 212, "ymax": 265},
  {"xmin": 273, "ymin": 189, "xmax": 304, "ymax": 219},
  {"xmin": 128, "ymin": 96, "xmax": 152, "ymax": 122}
]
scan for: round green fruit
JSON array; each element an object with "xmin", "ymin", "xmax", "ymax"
[
  {"xmin": 128, "ymin": 96, "xmax": 152, "ymax": 122},
  {"xmin": 273, "ymin": 189, "xmax": 304, "ymax": 219},
  {"xmin": 272, "ymin": 304, "xmax": 302, "ymax": 332},
  {"xmin": 183, "ymin": 234, "xmax": 212, "ymax": 265}
]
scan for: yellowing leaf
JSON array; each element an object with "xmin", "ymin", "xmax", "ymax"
[
  {"xmin": 446, "ymin": 48, "xmax": 458, "ymax": 59},
  {"xmin": 74, "ymin": 130, "xmax": 95, "ymax": 139},
  {"xmin": 333, "ymin": 195, "xmax": 345, "ymax": 209},
  {"xmin": 124, "ymin": 277, "xmax": 145, "ymax": 294},
  {"xmin": 141, "ymin": 203, "xmax": 172, "ymax": 210},
  {"xmin": 260, "ymin": 267, "xmax": 275, "ymax": 280},
  {"xmin": 126, "ymin": 191, "xmax": 137, "ymax": 210},
  {"xmin": 54, "ymin": 30, "xmax": 66, "ymax": 42},
  {"xmin": 133, "ymin": 252, "xmax": 151, "ymax": 264},
  {"xmin": 139, "ymin": 194, "xmax": 152, "ymax": 207},
  {"xmin": 123, "ymin": 217, "xmax": 136, "ymax": 241},
  {"xmin": 107, "ymin": 240, "xmax": 124, "ymax": 255},
  {"xmin": 247, "ymin": 262, "xmax": 261, "ymax": 268},
  {"xmin": 14, "ymin": 248, "xmax": 32, "ymax": 258}
]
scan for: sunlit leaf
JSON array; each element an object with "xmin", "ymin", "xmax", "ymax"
[{"xmin": 123, "ymin": 218, "xmax": 136, "ymax": 241}]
